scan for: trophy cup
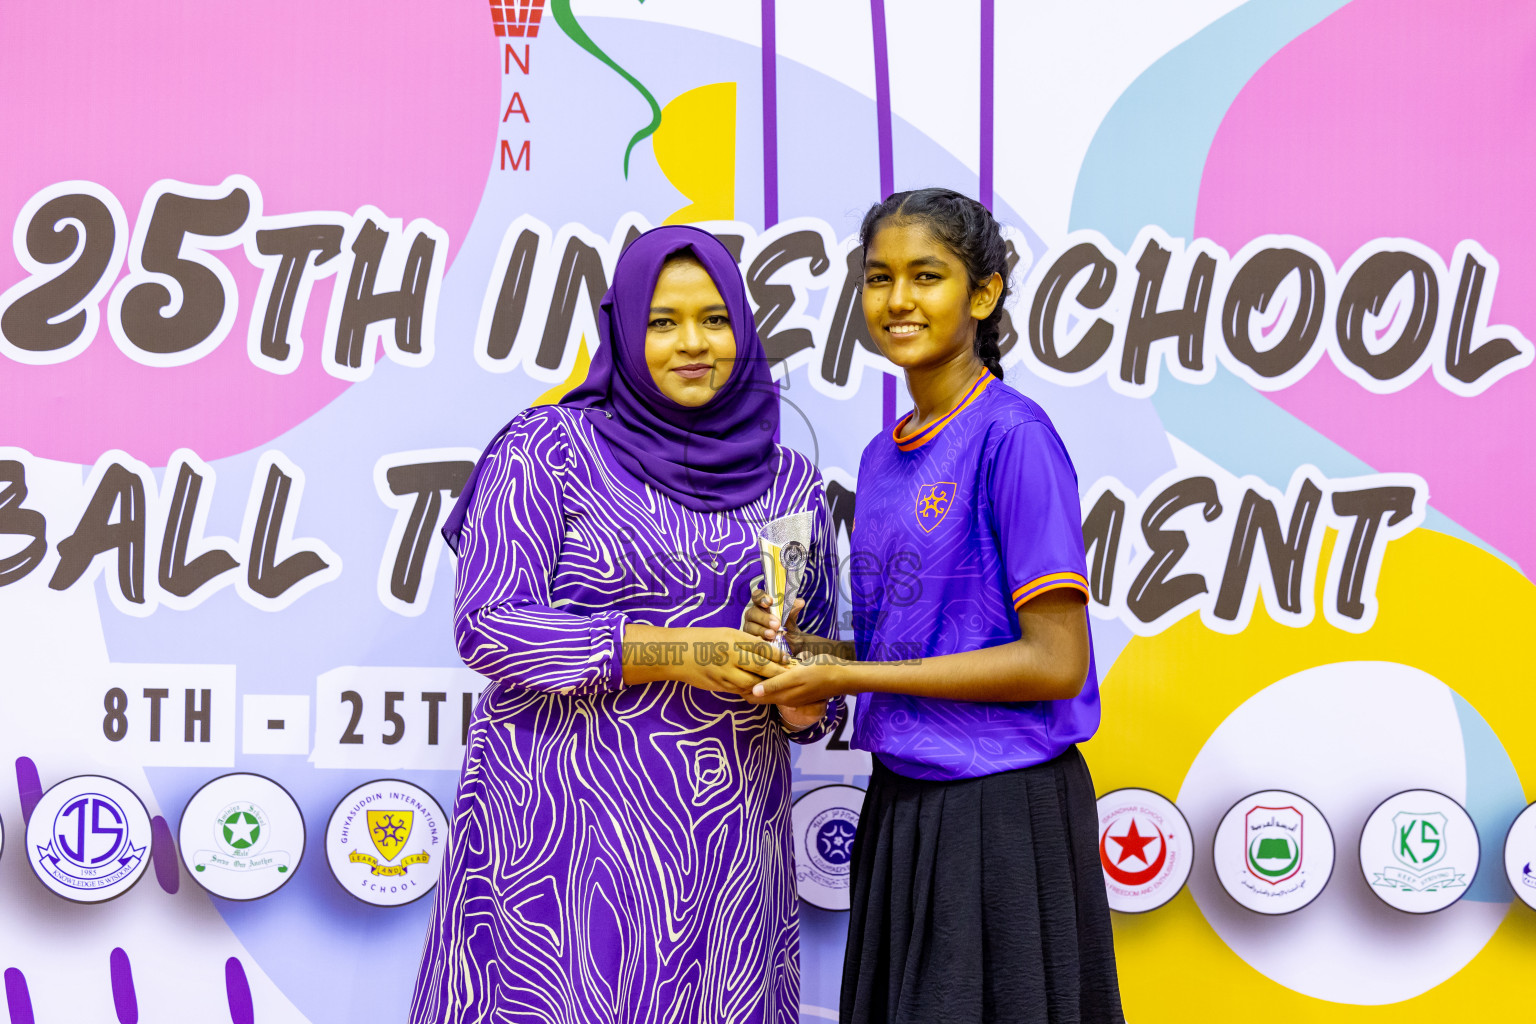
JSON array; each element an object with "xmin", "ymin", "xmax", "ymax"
[{"xmin": 757, "ymin": 510, "xmax": 814, "ymax": 659}]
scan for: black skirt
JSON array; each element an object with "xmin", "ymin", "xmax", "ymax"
[{"xmin": 841, "ymin": 746, "xmax": 1125, "ymax": 1024}]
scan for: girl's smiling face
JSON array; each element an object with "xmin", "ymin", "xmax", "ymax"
[
  {"xmin": 644, "ymin": 256, "xmax": 737, "ymax": 407},
  {"xmin": 861, "ymin": 219, "xmax": 1002, "ymax": 372}
]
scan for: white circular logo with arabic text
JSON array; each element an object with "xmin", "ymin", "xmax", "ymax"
[{"xmin": 1213, "ymin": 789, "xmax": 1334, "ymax": 915}]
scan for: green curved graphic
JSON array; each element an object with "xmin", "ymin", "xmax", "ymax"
[
  {"xmin": 551, "ymin": 0, "xmax": 661, "ymax": 178},
  {"xmin": 1248, "ymin": 835, "xmax": 1299, "ymax": 878}
]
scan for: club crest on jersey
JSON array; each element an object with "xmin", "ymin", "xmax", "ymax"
[{"xmin": 914, "ymin": 481, "xmax": 957, "ymax": 533}]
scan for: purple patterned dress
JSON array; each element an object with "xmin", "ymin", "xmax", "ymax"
[{"xmin": 410, "ymin": 404, "xmax": 842, "ymax": 1024}]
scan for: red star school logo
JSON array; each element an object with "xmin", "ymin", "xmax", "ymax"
[
  {"xmin": 1099, "ymin": 815, "xmax": 1168, "ymax": 887},
  {"xmin": 914, "ymin": 481, "xmax": 957, "ymax": 533}
]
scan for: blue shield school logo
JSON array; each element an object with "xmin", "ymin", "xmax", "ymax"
[{"xmin": 914, "ymin": 481, "xmax": 957, "ymax": 533}]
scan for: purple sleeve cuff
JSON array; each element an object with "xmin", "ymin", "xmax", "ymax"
[
  {"xmin": 779, "ymin": 694, "xmax": 846, "ymax": 745},
  {"xmin": 457, "ymin": 605, "xmax": 630, "ymax": 697}
]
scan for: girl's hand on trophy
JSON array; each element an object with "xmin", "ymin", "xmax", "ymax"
[{"xmin": 744, "ymin": 591, "xmax": 805, "ymax": 645}]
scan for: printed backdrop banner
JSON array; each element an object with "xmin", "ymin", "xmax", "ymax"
[{"xmin": 1, "ymin": 1, "xmax": 1533, "ymax": 1020}]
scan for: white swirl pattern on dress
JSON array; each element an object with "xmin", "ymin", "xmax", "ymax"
[{"xmin": 411, "ymin": 405, "xmax": 842, "ymax": 1024}]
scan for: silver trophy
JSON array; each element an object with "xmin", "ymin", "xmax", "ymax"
[{"xmin": 757, "ymin": 510, "xmax": 814, "ymax": 657}]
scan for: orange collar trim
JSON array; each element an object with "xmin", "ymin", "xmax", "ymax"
[{"xmin": 891, "ymin": 372, "xmax": 994, "ymax": 452}]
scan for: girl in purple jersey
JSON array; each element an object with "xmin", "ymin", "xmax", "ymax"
[{"xmin": 746, "ymin": 189, "xmax": 1124, "ymax": 1024}]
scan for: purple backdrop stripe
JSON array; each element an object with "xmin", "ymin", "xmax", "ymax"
[
  {"xmin": 761, "ymin": 0, "xmax": 779, "ymax": 227},
  {"xmin": 150, "ymin": 816, "xmax": 180, "ymax": 894},
  {"xmin": 980, "ymin": 0, "xmax": 995, "ymax": 209},
  {"xmin": 870, "ymin": 0, "xmax": 893, "ymax": 196},
  {"xmin": 870, "ymin": 0, "xmax": 898, "ymax": 427},
  {"xmin": 109, "ymin": 948, "xmax": 138, "ymax": 1024},
  {"xmin": 226, "ymin": 958, "xmax": 255, "ymax": 1024},
  {"xmin": 13, "ymin": 757, "xmax": 41, "ymax": 825},
  {"xmin": 3, "ymin": 969, "xmax": 34, "ymax": 1024}
]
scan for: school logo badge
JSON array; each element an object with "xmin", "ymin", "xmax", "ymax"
[
  {"xmin": 1503, "ymin": 801, "xmax": 1536, "ymax": 912},
  {"xmin": 792, "ymin": 784, "xmax": 865, "ymax": 911},
  {"xmin": 325, "ymin": 779, "xmax": 445, "ymax": 907},
  {"xmin": 179, "ymin": 773, "xmax": 304, "ymax": 901},
  {"xmin": 361, "ymin": 809, "xmax": 419, "ymax": 870},
  {"xmin": 26, "ymin": 775, "xmax": 152, "ymax": 903},
  {"xmin": 1214, "ymin": 790, "xmax": 1334, "ymax": 915},
  {"xmin": 1394, "ymin": 810, "xmax": 1445, "ymax": 865},
  {"xmin": 1095, "ymin": 788, "xmax": 1192, "ymax": 913},
  {"xmin": 1362, "ymin": 789, "xmax": 1477, "ymax": 913},
  {"xmin": 1246, "ymin": 806, "xmax": 1303, "ymax": 885},
  {"xmin": 913, "ymin": 481, "xmax": 957, "ymax": 533}
]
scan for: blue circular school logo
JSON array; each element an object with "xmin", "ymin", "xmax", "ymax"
[
  {"xmin": 26, "ymin": 775, "xmax": 152, "ymax": 903},
  {"xmin": 53, "ymin": 794, "xmax": 130, "ymax": 867},
  {"xmin": 815, "ymin": 818, "xmax": 857, "ymax": 866},
  {"xmin": 792, "ymin": 784, "xmax": 866, "ymax": 911}
]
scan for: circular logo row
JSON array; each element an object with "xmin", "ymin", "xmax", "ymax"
[
  {"xmin": 15, "ymin": 773, "xmax": 446, "ymax": 908},
  {"xmin": 1099, "ymin": 788, "xmax": 1536, "ymax": 915}
]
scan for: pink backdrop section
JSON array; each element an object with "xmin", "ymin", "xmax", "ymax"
[
  {"xmin": 1195, "ymin": 0, "xmax": 1536, "ymax": 571},
  {"xmin": 0, "ymin": 1, "xmax": 498, "ymax": 465}
]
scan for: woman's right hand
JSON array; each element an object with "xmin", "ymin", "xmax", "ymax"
[
  {"xmin": 622, "ymin": 622, "xmax": 788, "ymax": 694},
  {"xmin": 680, "ymin": 626, "xmax": 791, "ymax": 694}
]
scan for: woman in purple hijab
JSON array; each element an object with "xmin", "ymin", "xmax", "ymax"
[{"xmin": 411, "ymin": 225, "xmax": 844, "ymax": 1024}]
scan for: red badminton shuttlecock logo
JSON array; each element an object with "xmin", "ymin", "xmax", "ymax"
[{"xmin": 489, "ymin": 0, "xmax": 544, "ymax": 38}]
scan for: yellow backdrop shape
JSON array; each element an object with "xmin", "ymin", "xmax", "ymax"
[
  {"xmin": 1083, "ymin": 528, "xmax": 1534, "ymax": 1021},
  {"xmin": 531, "ymin": 334, "xmax": 591, "ymax": 406},
  {"xmin": 653, "ymin": 82, "xmax": 736, "ymax": 224}
]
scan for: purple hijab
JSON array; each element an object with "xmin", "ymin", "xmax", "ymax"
[{"xmin": 443, "ymin": 225, "xmax": 780, "ymax": 550}]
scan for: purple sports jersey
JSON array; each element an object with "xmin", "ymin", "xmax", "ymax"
[{"xmin": 848, "ymin": 371, "xmax": 1100, "ymax": 781}]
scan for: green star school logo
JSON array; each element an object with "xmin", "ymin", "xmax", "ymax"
[
  {"xmin": 179, "ymin": 774, "xmax": 305, "ymax": 901},
  {"xmin": 221, "ymin": 810, "xmax": 262, "ymax": 852}
]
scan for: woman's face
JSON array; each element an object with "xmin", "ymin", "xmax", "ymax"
[
  {"xmin": 861, "ymin": 219, "xmax": 1000, "ymax": 372},
  {"xmin": 644, "ymin": 256, "xmax": 737, "ymax": 407}
]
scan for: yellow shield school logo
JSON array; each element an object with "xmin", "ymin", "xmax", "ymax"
[
  {"xmin": 368, "ymin": 810, "xmax": 413, "ymax": 862},
  {"xmin": 914, "ymin": 481, "xmax": 958, "ymax": 533}
]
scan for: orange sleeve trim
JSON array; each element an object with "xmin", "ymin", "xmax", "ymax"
[{"xmin": 1011, "ymin": 572, "xmax": 1091, "ymax": 609}]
